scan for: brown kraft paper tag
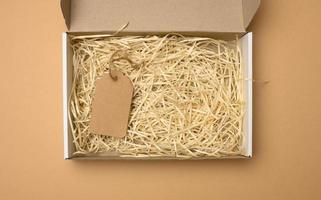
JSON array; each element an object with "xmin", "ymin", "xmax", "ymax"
[{"xmin": 89, "ymin": 70, "xmax": 133, "ymax": 138}]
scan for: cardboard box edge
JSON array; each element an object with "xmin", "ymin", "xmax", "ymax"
[
  {"xmin": 248, "ymin": 32, "xmax": 253, "ymax": 158},
  {"xmin": 63, "ymin": 32, "xmax": 71, "ymax": 159},
  {"xmin": 244, "ymin": 32, "xmax": 253, "ymax": 158}
]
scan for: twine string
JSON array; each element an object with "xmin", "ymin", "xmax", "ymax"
[{"xmin": 108, "ymin": 50, "xmax": 138, "ymax": 81}]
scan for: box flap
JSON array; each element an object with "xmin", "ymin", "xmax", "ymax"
[
  {"xmin": 60, "ymin": 0, "xmax": 260, "ymax": 33},
  {"xmin": 60, "ymin": 0, "xmax": 71, "ymax": 29},
  {"xmin": 242, "ymin": 0, "xmax": 260, "ymax": 28}
]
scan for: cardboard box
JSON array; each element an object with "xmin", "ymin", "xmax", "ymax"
[{"xmin": 61, "ymin": 0, "xmax": 259, "ymax": 160}]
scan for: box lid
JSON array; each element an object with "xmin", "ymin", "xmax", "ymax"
[{"xmin": 60, "ymin": 0, "xmax": 260, "ymax": 33}]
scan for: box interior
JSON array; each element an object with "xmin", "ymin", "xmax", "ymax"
[{"xmin": 63, "ymin": 32, "xmax": 253, "ymax": 160}]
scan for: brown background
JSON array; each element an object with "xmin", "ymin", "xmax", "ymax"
[{"xmin": 1, "ymin": 0, "xmax": 321, "ymax": 199}]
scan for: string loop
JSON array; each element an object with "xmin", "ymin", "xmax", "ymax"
[{"xmin": 109, "ymin": 50, "xmax": 137, "ymax": 81}]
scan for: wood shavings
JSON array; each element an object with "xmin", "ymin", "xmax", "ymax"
[{"xmin": 68, "ymin": 34, "xmax": 245, "ymax": 158}]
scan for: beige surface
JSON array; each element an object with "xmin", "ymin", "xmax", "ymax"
[{"xmin": 0, "ymin": 0, "xmax": 321, "ymax": 199}]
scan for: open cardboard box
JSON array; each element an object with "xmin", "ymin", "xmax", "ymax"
[{"xmin": 61, "ymin": 0, "xmax": 259, "ymax": 160}]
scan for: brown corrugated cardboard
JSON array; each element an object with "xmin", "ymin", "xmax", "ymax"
[
  {"xmin": 242, "ymin": 0, "xmax": 260, "ymax": 28},
  {"xmin": 60, "ymin": 0, "xmax": 70, "ymax": 29},
  {"xmin": 60, "ymin": 0, "xmax": 260, "ymax": 33},
  {"xmin": 61, "ymin": 0, "xmax": 259, "ymax": 159}
]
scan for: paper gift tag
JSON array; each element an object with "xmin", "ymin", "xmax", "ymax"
[{"xmin": 89, "ymin": 70, "xmax": 133, "ymax": 138}]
